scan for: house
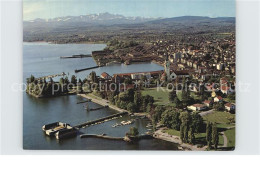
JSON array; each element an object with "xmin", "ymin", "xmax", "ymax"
[
  {"xmin": 187, "ymin": 104, "xmax": 207, "ymax": 111},
  {"xmin": 100, "ymin": 72, "xmax": 111, "ymax": 80},
  {"xmin": 220, "ymin": 85, "xmax": 234, "ymax": 95},
  {"xmin": 203, "ymin": 100, "xmax": 213, "ymax": 107},
  {"xmin": 214, "ymin": 96, "xmax": 223, "ymax": 103},
  {"xmin": 225, "ymin": 103, "xmax": 235, "ymax": 112}
]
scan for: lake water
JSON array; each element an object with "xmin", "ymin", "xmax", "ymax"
[{"xmin": 23, "ymin": 42, "xmax": 179, "ymax": 150}]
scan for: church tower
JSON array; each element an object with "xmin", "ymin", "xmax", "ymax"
[{"xmin": 164, "ymin": 53, "xmax": 171, "ymax": 81}]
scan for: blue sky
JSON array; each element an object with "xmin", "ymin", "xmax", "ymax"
[{"xmin": 23, "ymin": 0, "xmax": 235, "ymax": 20}]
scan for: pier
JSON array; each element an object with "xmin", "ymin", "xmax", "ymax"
[
  {"xmin": 75, "ymin": 66, "xmax": 101, "ymax": 73},
  {"xmin": 74, "ymin": 112, "xmax": 128, "ymax": 128}
]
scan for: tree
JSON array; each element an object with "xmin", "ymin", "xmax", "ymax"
[
  {"xmin": 59, "ymin": 78, "xmax": 64, "ymax": 85},
  {"xmin": 152, "ymin": 106, "xmax": 166, "ymax": 123},
  {"xmin": 129, "ymin": 127, "xmax": 139, "ymax": 136},
  {"xmin": 180, "ymin": 112, "xmax": 191, "ymax": 143},
  {"xmin": 134, "ymin": 91, "xmax": 142, "ymax": 111},
  {"xmin": 180, "ymin": 123, "xmax": 184, "ymax": 143},
  {"xmin": 127, "ymin": 102, "xmax": 137, "ymax": 113},
  {"xmin": 89, "ymin": 71, "xmax": 97, "ymax": 83},
  {"xmin": 161, "ymin": 109, "xmax": 181, "ymax": 130},
  {"xmin": 213, "ymin": 102, "xmax": 224, "ymax": 111},
  {"xmin": 212, "ymin": 123, "xmax": 219, "ymax": 150},
  {"xmin": 71, "ymin": 75, "xmax": 77, "ymax": 85},
  {"xmin": 169, "ymin": 90, "xmax": 177, "ymax": 102},
  {"xmin": 27, "ymin": 75, "xmax": 35, "ymax": 84},
  {"xmin": 191, "ymin": 112, "xmax": 205, "ymax": 133},
  {"xmin": 206, "ymin": 122, "xmax": 213, "ymax": 148},
  {"xmin": 64, "ymin": 76, "xmax": 69, "ymax": 84},
  {"xmin": 173, "ymin": 97, "xmax": 181, "ymax": 108},
  {"xmin": 189, "ymin": 125, "xmax": 196, "ymax": 144}
]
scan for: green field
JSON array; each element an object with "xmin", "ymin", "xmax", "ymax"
[
  {"xmin": 141, "ymin": 87, "xmax": 172, "ymax": 106},
  {"xmin": 203, "ymin": 111, "xmax": 235, "ymax": 124},
  {"xmin": 225, "ymin": 128, "xmax": 235, "ymax": 147},
  {"xmin": 163, "ymin": 129, "xmax": 180, "ymax": 136}
]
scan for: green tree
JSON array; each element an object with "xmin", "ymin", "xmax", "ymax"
[
  {"xmin": 180, "ymin": 112, "xmax": 191, "ymax": 143},
  {"xmin": 152, "ymin": 106, "xmax": 166, "ymax": 123},
  {"xmin": 213, "ymin": 102, "xmax": 225, "ymax": 111},
  {"xmin": 59, "ymin": 78, "xmax": 64, "ymax": 85},
  {"xmin": 71, "ymin": 75, "xmax": 77, "ymax": 85},
  {"xmin": 206, "ymin": 122, "xmax": 213, "ymax": 148},
  {"xmin": 191, "ymin": 112, "xmax": 205, "ymax": 133},
  {"xmin": 169, "ymin": 90, "xmax": 177, "ymax": 102},
  {"xmin": 173, "ymin": 97, "xmax": 181, "ymax": 108},
  {"xmin": 129, "ymin": 127, "xmax": 139, "ymax": 136},
  {"xmin": 189, "ymin": 125, "xmax": 195, "ymax": 144},
  {"xmin": 161, "ymin": 109, "xmax": 181, "ymax": 130},
  {"xmin": 180, "ymin": 123, "xmax": 184, "ymax": 143},
  {"xmin": 212, "ymin": 123, "xmax": 219, "ymax": 150},
  {"xmin": 127, "ymin": 102, "xmax": 137, "ymax": 113},
  {"xmin": 89, "ymin": 71, "xmax": 97, "ymax": 83}
]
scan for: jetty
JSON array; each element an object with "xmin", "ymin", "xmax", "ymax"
[
  {"xmin": 74, "ymin": 112, "xmax": 128, "ymax": 128},
  {"xmin": 60, "ymin": 54, "xmax": 92, "ymax": 59},
  {"xmin": 75, "ymin": 66, "xmax": 101, "ymax": 73}
]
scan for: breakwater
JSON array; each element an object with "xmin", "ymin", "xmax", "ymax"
[{"xmin": 74, "ymin": 112, "xmax": 128, "ymax": 128}]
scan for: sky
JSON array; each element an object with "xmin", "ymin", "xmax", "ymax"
[{"xmin": 23, "ymin": 0, "xmax": 236, "ymax": 21}]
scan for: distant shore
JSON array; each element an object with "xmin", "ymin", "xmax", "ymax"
[{"xmin": 23, "ymin": 41, "xmax": 106, "ymax": 45}]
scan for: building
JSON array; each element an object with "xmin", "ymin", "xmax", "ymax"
[
  {"xmin": 100, "ymin": 72, "xmax": 111, "ymax": 80},
  {"xmin": 214, "ymin": 96, "xmax": 223, "ymax": 103},
  {"xmin": 187, "ymin": 104, "xmax": 207, "ymax": 111},
  {"xmin": 225, "ymin": 103, "xmax": 235, "ymax": 112},
  {"xmin": 203, "ymin": 100, "xmax": 213, "ymax": 107}
]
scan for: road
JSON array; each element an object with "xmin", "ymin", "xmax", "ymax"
[{"xmin": 199, "ymin": 109, "xmax": 214, "ymax": 117}]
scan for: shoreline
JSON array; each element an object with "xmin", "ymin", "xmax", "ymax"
[
  {"xmin": 23, "ymin": 41, "xmax": 107, "ymax": 45},
  {"xmin": 77, "ymin": 93, "xmax": 128, "ymax": 113},
  {"xmin": 153, "ymin": 127, "xmax": 208, "ymax": 151}
]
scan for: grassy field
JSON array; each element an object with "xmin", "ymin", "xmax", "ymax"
[
  {"xmin": 163, "ymin": 129, "xmax": 180, "ymax": 136},
  {"xmin": 203, "ymin": 111, "xmax": 235, "ymax": 124},
  {"xmin": 141, "ymin": 87, "xmax": 172, "ymax": 106},
  {"xmin": 225, "ymin": 128, "xmax": 235, "ymax": 148}
]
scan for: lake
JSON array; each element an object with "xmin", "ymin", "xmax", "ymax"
[{"xmin": 23, "ymin": 42, "xmax": 179, "ymax": 150}]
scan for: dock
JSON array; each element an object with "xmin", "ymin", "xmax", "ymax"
[
  {"xmin": 74, "ymin": 112, "xmax": 128, "ymax": 128},
  {"xmin": 75, "ymin": 66, "xmax": 101, "ymax": 73}
]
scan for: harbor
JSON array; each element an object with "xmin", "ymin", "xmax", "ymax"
[{"xmin": 23, "ymin": 42, "xmax": 178, "ymax": 150}]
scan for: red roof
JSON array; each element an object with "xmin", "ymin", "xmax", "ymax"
[
  {"xmin": 216, "ymin": 96, "xmax": 223, "ymax": 100},
  {"xmin": 101, "ymin": 72, "xmax": 110, "ymax": 78},
  {"xmin": 193, "ymin": 104, "xmax": 206, "ymax": 108},
  {"xmin": 203, "ymin": 100, "xmax": 212, "ymax": 104},
  {"xmin": 221, "ymin": 85, "xmax": 230, "ymax": 91}
]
